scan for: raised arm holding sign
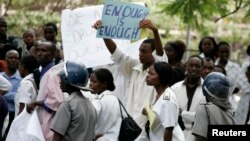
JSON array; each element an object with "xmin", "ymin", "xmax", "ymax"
[{"xmin": 93, "ymin": 18, "xmax": 165, "ymax": 64}]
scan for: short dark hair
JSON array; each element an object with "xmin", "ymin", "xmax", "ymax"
[
  {"xmin": 44, "ymin": 22, "xmax": 58, "ymax": 34},
  {"xmin": 217, "ymin": 41, "xmax": 230, "ymax": 49},
  {"xmin": 198, "ymin": 36, "xmax": 217, "ymax": 54},
  {"xmin": 154, "ymin": 62, "xmax": 173, "ymax": 86},
  {"xmin": 93, "ymin": 68, "xmax": 115, "ymax": 91},
  {"xmin": 20, "ymin": 55, "xmax": 40, "ymax": 89},
  {"xmin": 165, "ymin": 40, "xmax": 186, "ymax": 62},
  {"xmin": 203, "ymin": 57, "xmax": 214, "ymax": 63},
  {"xmin": 170, "ymin": 67, "xmax": 185, "ymax": 86},
  {"xmin": 187, "ymin": 55, "xmax": 204, "ymax": 67},
  {"xmin": 142, "ymin": 38, "xmax": 155, "ymax": 51},
  {"xmin": 38, "ymin": 40, "xmax": 56, "ymax": 54},
  {"xmin": 214, "ymin": 65, "xmax": 227, "ymax": 75}
]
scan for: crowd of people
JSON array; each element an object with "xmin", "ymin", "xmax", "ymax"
[{"xmin": 0, "ymin": 9, "xmax": 250, "ymax": 141}]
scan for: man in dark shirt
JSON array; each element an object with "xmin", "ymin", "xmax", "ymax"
[{"xmin": 0, "ymin": 17, "xmax": 19, "ymax": 60}]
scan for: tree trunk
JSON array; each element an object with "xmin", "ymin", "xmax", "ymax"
[{"xmin": 185, "ymin": 25, "xmax": 191, "ymax": 61}]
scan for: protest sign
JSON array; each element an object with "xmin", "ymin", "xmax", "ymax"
[
  {"xmin": 97, "ymin": 0, "xmax": 149, "ymax": 40},
  {"xmin": 61, "ymin": 5, "xmax": 130, "ymax": 68}
]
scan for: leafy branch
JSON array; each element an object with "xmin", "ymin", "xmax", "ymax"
[{"xmin": 215, "ymin": 0, "xmax": 243, "ymax": 22}]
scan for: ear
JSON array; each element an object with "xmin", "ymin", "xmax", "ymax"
[
  {"xmin": 18, "ymin": 64, "xmax": 24, "ymax": 72},
  {"xmin": 103, "ymin": 82, "xmax": 107, "ymax": 86},
  {"xmin": 102, "ymin": 82, "xmax": 107, "ymax": 88}
]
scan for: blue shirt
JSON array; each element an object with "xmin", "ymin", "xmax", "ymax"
[{"xmin": 1, "ymin": 71, "xmax": 22, "ymax": 112}]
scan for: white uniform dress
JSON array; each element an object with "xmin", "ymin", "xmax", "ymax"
[
  {"xmin": 93, "ymin": 63, "xmax": 129, "ymax": 106},
  {"xmin": 149, "ymin": 88, "xmax": 185, "ymax": 141},
  {"xmin": 14, "ymin": 74, "xmax": 37, "ymax": 117},
  {"xmin": 92, "ymin": 91, "xmax": 122, "ymax": 141}
]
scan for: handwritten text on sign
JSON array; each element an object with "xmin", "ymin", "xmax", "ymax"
[
  {"xmin": 97, "ymin": 1, "xmax": 149, "ymax": 40},
  {"xmin": 61, "ymin": 5, "xmax": 131, "ymax": 68}
]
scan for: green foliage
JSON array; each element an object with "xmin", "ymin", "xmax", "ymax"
[
  {"xmin": 7, "ymin": 11, "xmax": 60, "ymax": 38},
  {"xmin": 3, "ymin": 0, "xmax": 95, "ymax": 38},
  {"xmin": 243, "ymin": 0, "xmax": 250, "ymax": 19},
  {"xmin": 4, "ymin": 0, "xmax": 250, "ymax": 51},
  {"xmin": 10, "ymin": 0, "xmax": 44, "ymax": 10},
  {"xmin": 160, "ymin": 0, "xmax": 229, "ymax": 29}
]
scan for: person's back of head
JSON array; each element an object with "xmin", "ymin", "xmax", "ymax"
[
  {"xmin": 170, "ymin": 67, "xmax": 185, "ymax": 86},
  {"xmin": 20, "ymin": 55, "xmax": 39, "ymax": 74},
  {"xmin": 202, "ymin": 72, "xmax": 233, "ymax": 110},
  {"xmin": 20, "ymin": 55, "xmax": 40, "ymax": 89},
  {"xmin": 213, "ymin": 65, "xmax": 227, "ymax": 75},
  {"xmin": 174, "ymin": 40, "xmax": 186, "ymax": 60}
]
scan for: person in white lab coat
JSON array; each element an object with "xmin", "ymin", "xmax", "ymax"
[
  {"xmin": 171, "ymin": 55, "xmax": 206, "ymax": 141},
  {"xmin": 90, "ymin": 68, "xmax": 122, "ymax": 141},
  {"xmin": 143, "ymin": 62, "xmax": 185, "ymax": 141},
  {"xmin": 14, "ymin": 55, "xmax": 40, "ymax": 117},
  {"xmin": 93, "ymin": 19, "xmax": 168, "ymax": 141}
]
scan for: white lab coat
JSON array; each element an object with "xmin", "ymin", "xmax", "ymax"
[{"xmin": 171, "ymin": 79, "xmax": 206, "ymax": 141}]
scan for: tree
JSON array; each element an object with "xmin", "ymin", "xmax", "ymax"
[
  {"xmin": 0, "ymin": 0, "xmax": 101, "ymax": 37},
  {"xmin": 160, "ymin": 0, "xmax": 247, "ymax": 28},
  {"xmin": 159, "ymin": 0, "xmax": 250, "ymax": 63}
]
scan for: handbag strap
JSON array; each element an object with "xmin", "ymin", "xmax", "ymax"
[{"xmin": 117, "ymin": 98, "xmax": 131, "ymax": 119}]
